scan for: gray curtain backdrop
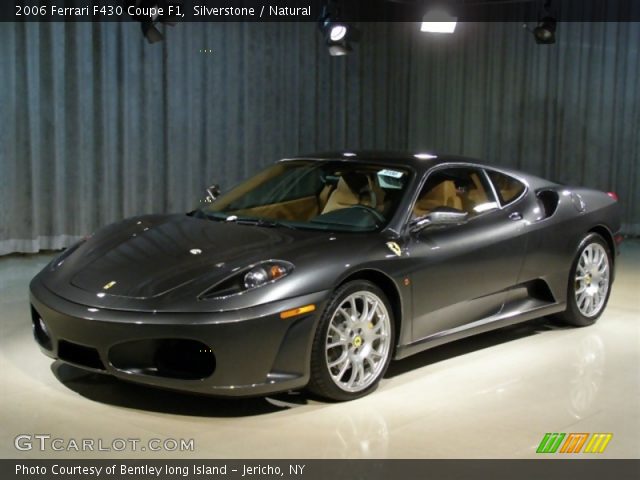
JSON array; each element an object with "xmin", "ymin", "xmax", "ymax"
[{"xmin": 0, "ymin": 21, "xmax": 638, "ymax": 255}]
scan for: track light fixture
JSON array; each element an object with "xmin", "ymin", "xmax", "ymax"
[
  {"xmin": 524, "ymin": 1, "xmax": 557, "ymax": 45},
  {"xmin": 127, "ymin": 0, "xmax": 182, "ymax": 44},
  {"xmin": 533, "ymin": 16, "xmax": 557, "ymax": 44},
  {"xmin": 318, "ymin": 2, "xmax": 360, "ymax": 56}
]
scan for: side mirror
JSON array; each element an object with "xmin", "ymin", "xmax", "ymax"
[
  {"xmin": 410, "ymin": 210, "xmax": 468, "ymax": 233},
  {"xmin": 204, "ymin": 184, "xmax": 221, "ymax": 203}
]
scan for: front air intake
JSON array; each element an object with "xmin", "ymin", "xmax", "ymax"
[
  {"xmin": 109, "ymin": 339, "xmax": 215, "ymax": 380},
  {"xmin": 58, "ymin": 340, "xmax": 105, "ymax": 371}
]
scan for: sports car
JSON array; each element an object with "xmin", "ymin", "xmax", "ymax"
[{"xmin": 29, "ymin": 151, "xmax": 622, "ymax": 401}]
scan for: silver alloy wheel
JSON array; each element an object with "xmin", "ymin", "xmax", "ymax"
[
  {"xmin": 575, "ymin": 243, "xmax": 610, "ymax": 318},
  {"xmin": 324, "ymin": 291, "xmax": 392, "ymax": 393}
]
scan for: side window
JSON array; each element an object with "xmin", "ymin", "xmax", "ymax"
[
  {"xmin": 487, "ymin": 170, "xmax": 526, "ymax": 206},
  {"xmin": 413, "ymin": 167, "xmax": 499, "ymax": 219}
]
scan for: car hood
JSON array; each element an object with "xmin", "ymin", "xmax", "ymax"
[{"xmin": 42, "ymin": 214, "xmax": 327, "ymax": 306}]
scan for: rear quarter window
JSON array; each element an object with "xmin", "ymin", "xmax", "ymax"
[{"xmin": 487, "ymin": 171, "xmax": 526, "ymax": 205}]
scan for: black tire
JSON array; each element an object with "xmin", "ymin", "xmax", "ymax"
[
  {"xmin": 307, "ymin": 280, "xmax": 395, "ymax": 401},
  {"xmin": 555, "ymin": 233, "xmax": 613, "ymax": 327}
]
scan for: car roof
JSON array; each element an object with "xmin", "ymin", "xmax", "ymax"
[{"xmin": 280, "ymin": 150, "xmax": 480, "ymax": 172}]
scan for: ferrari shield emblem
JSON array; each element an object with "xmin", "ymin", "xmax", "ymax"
[
  {"xmin": 386, "ymin": 241, "xmax": 402, "ymax": 257},
  {"xmin": 102, "ymin": 281, "xmax": 117, "ymax": 290}
]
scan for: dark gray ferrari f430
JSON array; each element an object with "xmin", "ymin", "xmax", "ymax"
[{"xmin": 30, "ymin": 151, "xmax": 622, "ymax": 401}]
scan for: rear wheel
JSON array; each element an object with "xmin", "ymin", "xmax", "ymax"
[
  {"xmin": 555, "ymin": 233, "xmax": 612, "ymax": 327},
  {"xmin": 308, "ymin": 281, "xmax": 394, "ymax": 401}
]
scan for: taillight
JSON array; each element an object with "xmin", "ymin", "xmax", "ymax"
[{"xmin": 607, "ymin": 192, "xmax": 619, "ymax": 201}]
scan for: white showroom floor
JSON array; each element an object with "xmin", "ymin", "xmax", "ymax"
[{"xmin": 1, "ymin": 242, "xmax": 638, "ymax": 459}]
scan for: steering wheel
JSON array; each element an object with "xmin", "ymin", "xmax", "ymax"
[{"xmin": 348, "ymin": 205, "xmax": 386, "ymax": 224}]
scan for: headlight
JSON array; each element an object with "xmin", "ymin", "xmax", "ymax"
[
  {"xmin": 201, "ymin": 260, "xmax": 294, "ymax": 299},
  {"xmin": 244, "ymin": 263, "xmax": 290, "ymax": 289}
]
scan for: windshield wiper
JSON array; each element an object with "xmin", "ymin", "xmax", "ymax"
[
  {"xmin": 228, "ymin": 216, "xmax": 298, "ymax": 230},
  {"xmin": 258, "ymin": 219, "xmax": 298, "ymax": 230},
  {"xmin": 190, "ymin": 209, "xmax": 227, "ymax": 221}
]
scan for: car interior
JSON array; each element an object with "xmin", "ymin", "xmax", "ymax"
[
  {"xmin": 320, "ymin": 172, "xmax": 385, "ymax": 214},
  {"xmin": 412, "ymin": 169, "xmax": 499, "ymax": 219},
  {"xmin": 219, "ymin": 166, "xmax": 407, "ymax": 228}
]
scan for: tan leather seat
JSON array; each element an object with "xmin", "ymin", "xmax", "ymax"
[
  {"xmin": 414, "ymin": 180, "xmax": 462, "ymax": 217},
  {"xmin": 318, "ymin": 184, "xmax": 334, "ymax": 211},
  {"xmin": 321, "ymin": 178, "xmax": 361, "ymax": 214},
  {"xmin": 464, "ymin": 173, "xmax": 491, "ymax": 211},
  {"xmin": 322, "ymin": 173, "xmax": 381, "ymax": 214}
]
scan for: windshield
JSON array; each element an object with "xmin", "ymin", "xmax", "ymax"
[{"xmin": 197, "ymin": 160, "xmax": 411, "ymax": 232}]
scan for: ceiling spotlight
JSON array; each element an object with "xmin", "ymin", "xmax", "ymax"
[
  {"xmin": 319, "ymin": 3, "xmax": 360, "ymax": 56},
  {"xmin": 533, "ymin": 16, "xmax": 557, "ymax": 44},
  {"xmin": 329, "ymin": 24, "xmax": 348, "ymax": 41},
  {"xmin": 128, "ymin": 0, "xmax": 182, "ymax": 44},
  {"xmin": 524, "ymin": 1, "xmax": 557, "ymax": 45},
  {"xmin": 420, "ymin": 7, "xmax": 458, "ymax": 34}
]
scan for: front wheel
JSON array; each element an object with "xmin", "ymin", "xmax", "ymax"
[
  {"xmin": 307, "ymin": 281, "xmax": 395, "ymax": 401},
  {"xmin": 555, "ymin": 233, "xmax": 613, "ymax": 327}
]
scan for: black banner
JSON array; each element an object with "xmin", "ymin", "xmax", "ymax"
[
  {"xmin": 3, "ymin": 459, "xmax": 640, "ymax": 480},
  {"xmin": 3, "ymin": 0, "xmax": 640, "ymax": 23}
]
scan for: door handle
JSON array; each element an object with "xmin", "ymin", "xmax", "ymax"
[{"xmin": 509, "ymin": 212, "xmax": 523, "ymax": 221}]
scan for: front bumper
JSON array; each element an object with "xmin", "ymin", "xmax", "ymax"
[{"xmin": 29, "ymin": 278, "xmax": 329, "ymax": 396}]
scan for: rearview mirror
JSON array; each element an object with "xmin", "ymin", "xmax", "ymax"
[
  {"xmin": 204, "ymin": 184, "xmax": 221, "ymax": 203},
  {"xmin": 410, "ymin": 210, "xmax": 468, "ymax": 233}
]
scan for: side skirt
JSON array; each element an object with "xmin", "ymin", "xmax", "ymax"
[{"xmin": 394, "ymin": 298, "xmax": 565, "ymax": 360}]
